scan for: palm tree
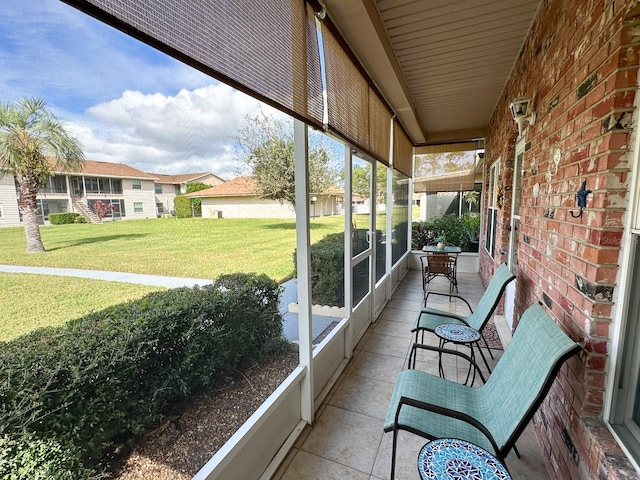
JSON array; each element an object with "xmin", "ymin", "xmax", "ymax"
[
  {"xmin": 463, "ymin": 190, "xmax": 479, "ymax": 213},
  {"xmin": 0, "ymin": 98, "xmax": 84, "ymax": 253}
]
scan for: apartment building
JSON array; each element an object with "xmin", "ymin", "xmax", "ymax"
[{"xmin": 0, "ymin": 160, "xmax": 222, "ymax": 226}]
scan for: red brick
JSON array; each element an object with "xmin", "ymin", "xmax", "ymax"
[
  {"xmin": 593, "ymin": 320, "xmax": 611, "ymax": 337},
  {"xmin": 586, "ymin": 355, "xmax": 607, "ymax": 373},
  {"xmin": 617, "ymin": 42, "xmax": 640, "ymax": 68},
  {"xmin": 567, "ymin": 99, "xmax": 586, "ymax": 120},
  {"xmin": 612, "ymin": 88, "xmax": 637, "ymax": 108},
  {"xmin": 614, "ymin": 66, "xmax": 640, "ymax": 89},
  {"xmin": 600, "ymin": 151, "xmax": 628, "ymax": 169},
  {"xmin": 583, "ymin": 83, "xmax": 607, "ymax": 109},
  {"xmin": 590, "ymin": 229, "xmax": 622, "ymax": 246},
  {"xmin": 592, "ymin": 95, "xmax": 615, "ymax": 118}
]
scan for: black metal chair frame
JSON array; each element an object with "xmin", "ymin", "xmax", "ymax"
[{"xmin": 419, "ymin": 251, "xmax": 458, "ymax": 294}]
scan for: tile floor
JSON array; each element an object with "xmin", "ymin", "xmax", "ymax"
[{"xmin": 274, "ymin": 270, "xmax": 551, "ymax": 480}]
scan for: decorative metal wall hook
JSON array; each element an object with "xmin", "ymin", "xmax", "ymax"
[{"xmin": 570, "ymin": 180, "xmax": 592, "ymax": 218}]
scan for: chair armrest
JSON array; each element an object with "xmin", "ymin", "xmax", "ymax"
[
  {"xmin": 425, "ymin": 291, "xmax": 473, "ymax": 313},
  {"xmin": 408, "ymin": 343, "xmax": 486, "ymax": 384},
  {"xmin": 393, "ymin": 395, "xmax": 500, "ymax": 457}
]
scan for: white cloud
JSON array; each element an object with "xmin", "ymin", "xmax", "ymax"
[
  {"xmin": 71, "ymin": 84, "xmax": 282, "ymax": 179},
  {"xmin": 3, "ymin": 0, "xmax": 295, "ymax": 180}
]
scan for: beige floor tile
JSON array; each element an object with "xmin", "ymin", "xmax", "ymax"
[
  {"xmin": 505, "ymin": 422, "xmax": 550, "ymax": 479},
  {"xmin": 301, "ymin": 405, "xmax": 383, "ymax": 474},
  {"xmin": 329, "ymin": 373, "xmax": 394, "ymax": 420},
  {"xmin": 361, "ymin": 332, "xmax": 411, "ymax": 358},
  {"xmin": 280, "ymin": 450, "xmax": 370, "ymax": 480},
  {"xmin": 372, "ymin": 318, "xmax": 415, "ymax": 339},
  {"xmin": 346, "ymin": 350, "xmax": 406, "ymax": 383},
  {"xmin": 372, "ymin": 430, "xmax": 427, "ymax": 480},
  {"xmin": 378, "ymin": 307, "xmax": 419, "ymax": 324}
]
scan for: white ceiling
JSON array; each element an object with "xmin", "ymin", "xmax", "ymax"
[{"xmin": 322, "ymin": 0, "xmax": 541, "ymax": 145}]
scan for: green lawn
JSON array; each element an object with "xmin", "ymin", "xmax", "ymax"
[
  {"xmin": 0, "ymin": 214, "xmax": 416, "ymax": 340},
  {"xmin": 0, "ymin": 216, "xmax": 346, "ymax": 281},
  {"xmin": 0, "ymin": 217, "xmax": 347, "ymax": 340},
  {"xmin": 0, "ymin": 273, "xmax": 165, "ymax": 342}
]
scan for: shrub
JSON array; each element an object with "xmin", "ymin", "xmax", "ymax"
[
  {"xmin": 0, "ymin": 273, "xmax": 285, "ymax": 476},
  {"xmin": 294, "ymin": 230, "xmax": 382, "ymax": 307},
  {"xmin": 174, "ymin": 195, "xmax": 192, "ymax": 218},
  {"xmin": 49, "ymin": 212, "xmax": 85, "ymax": 225},
  {"xmin": 307, "ymin": 232, "xmax": 345, "ymax": 307},
  {"xmin": 411, "ymin": 214, "xmax": 476, "ymax": 251},
  {"xmin": 0, "ymin": 433, "xmax": 94, "ymax": 480}
]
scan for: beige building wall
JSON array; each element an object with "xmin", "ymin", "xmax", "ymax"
[
  {"xmin": 122, "ymin": 179, "xmax": 156, "ymax": 220},
  {"xmin": 201, "ymin": 197, "xmax": 296, "ymax": 219},
  {"xmin": 0, "ymin": 175, "xmax": 20, "ymax": 227}
]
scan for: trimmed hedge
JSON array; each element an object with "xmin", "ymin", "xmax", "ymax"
[
  {"xmin": 295, "ymin": 230, "xmax": 383, "ymax": 307},
  {"xmin": 49, "ymin": 212, "xmax": 86, "ymax": 224},
  {"xmin": 174, "ymin": 195, "xmax": 192, "ymax": 218},
  {"xmin": 0, "ymin": 273, "xmax": 285, "ymax": 477}
]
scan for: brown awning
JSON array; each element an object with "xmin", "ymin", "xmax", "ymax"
[
  {"xmin": 415, "ymin": 142, "xmax": 478, "ymax": 154},
  {"xmin": 413, "ymin": 169, "xmax": 479, "ymax": 193}
]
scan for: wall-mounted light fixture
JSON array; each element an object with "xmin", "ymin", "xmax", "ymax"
[{"xmin": 509, "ymin": 98, "xmax": 536, "ymax": 135}]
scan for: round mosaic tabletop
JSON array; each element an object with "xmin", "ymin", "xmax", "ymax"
[
  {"xmin": 435, "ymin": 324, "xmax": 481, "ymax": 344},
  {"xmin": 418, "ymin": 438, "xmax": 511, "ymax": 480}
]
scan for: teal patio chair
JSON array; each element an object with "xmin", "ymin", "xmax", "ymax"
[
  {"xmin": 411, "ymin": 262, "xmax": 515, "ymax": 371},
  {"xmin": 384, "ymin": 302, "xmax": 581, "ymax": 480}
]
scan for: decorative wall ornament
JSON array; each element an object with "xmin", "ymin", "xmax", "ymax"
[{"xmin": 570, "ymin": 180, "xmax": 592, "ymax": 218}]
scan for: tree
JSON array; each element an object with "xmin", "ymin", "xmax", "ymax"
[
  {"xmin": 463, "ymin": 190, "xmax": 479, "ymax": 213},
  {"xmin": 186, "ymin": 182, "xmax": 212, "ymax": 216},
  {"xmin": 0, "ymin": 98, "xmax": 84, "ymax": 252},
  {"xmin": 92, "ymin": 200, "xmax": 115, "ymax": 220},
  {"xmin": 234, "ymin": 109, "xmax": 338, "ymax": 205}
]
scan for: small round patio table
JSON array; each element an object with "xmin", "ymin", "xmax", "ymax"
[
  {"xmin": 434, "ymin": 323, "xmax": 482, "ymax": 385},
  {"xmin": 418, "ymin": 438, "xmax": 511, "ymax": 480}
]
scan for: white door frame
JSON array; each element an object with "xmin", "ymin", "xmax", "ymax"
[{"xmin": 505, "ymin": 137, "xmax": 525, "ymax": 329}]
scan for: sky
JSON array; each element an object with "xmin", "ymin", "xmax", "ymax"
[{"xmin": 0, "ymin": 0, "xmax": 282, "ymax": 180}]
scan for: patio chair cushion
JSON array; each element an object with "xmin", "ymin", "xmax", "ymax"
[{"xmin": 385, "ymin": 302, "xmax": 581, "ymax": 463}]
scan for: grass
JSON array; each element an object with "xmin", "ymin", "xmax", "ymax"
[
  {"xmin": 0, "ymin": 211, "xmax": 416, "ymax": 340},
  {"xmin": 0, "ymin": 217, "xmax": 347, "ymax": 340},
  {"xmin": 0, "ymin": 216, "xmax": 346, "ymax": 281},
  {"xmin": 0, "ymin": 273, "xmax": 164, "ymax": 342}
]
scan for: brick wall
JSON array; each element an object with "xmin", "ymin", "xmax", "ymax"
[{"xmin": 482, "ymin": 0, "xmax": 640, "ymax": 478}]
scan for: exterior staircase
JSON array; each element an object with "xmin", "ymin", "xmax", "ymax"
[{"xmin": 72, "ymin": 198, "xmax": 101, "ymax": 224}]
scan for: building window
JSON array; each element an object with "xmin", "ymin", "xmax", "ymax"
[
  {"xmin": 485, "ymin": 161, "xmax": 500, "ymax": 258},
  {"xmin": 156, "ymin": 202, "xmax": 164, "ymax": 214},
  {"xmin": 0, "ymin": 203, "xmax": 3, "ymax": 218},
  {"xmin": 132, "ymin": 179, "xmax": 142, "ymax": 190},
  {"xmin": 155, "ymin": 183, "xmax": 163, "ymax": 194},
  {"xmin": 134, "ymin": 202, "xmax": 143, "ymax": 213},
  {"xmin": 85, "ymin": 177, "xmax": 99, "ymax": 193},
  {"xmin": 610, "ymin": 236, "xmax": 640, "ymax": 463},
  {"xmin": 175, "ymin": 184, "xmax": 182, "ymax": 195}
]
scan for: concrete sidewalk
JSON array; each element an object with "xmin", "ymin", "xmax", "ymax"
[
  {"xmin": 0, "ymin": 265, "xmax": 336, "ymax": 342},
  {"xmin": 0, "ymin": 264, "xmax": 213, "ymax": 289}
]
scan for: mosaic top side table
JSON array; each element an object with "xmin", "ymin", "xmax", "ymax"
[
  {"xmin": 418, "ymin": 438, "xmax": 511, "ymax": 480},
  {"xmin": 434, "ymin": 323, "xmax": 483, "ymax": 385}
]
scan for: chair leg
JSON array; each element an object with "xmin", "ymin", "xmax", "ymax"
[
  {"xmin": 391, "ymin": 429, "xmax": 398, "ymax": 480},
  {"xmin": 475, "ymin": 342, "xmax": 492, "ymax": 375},
  {"xmin": 514, "ymin": 445, "xmax": 521, "ymax": 458},
  {"xmin": 481, "ymin": 332, "xmax": 496, "ymax": 359}
]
